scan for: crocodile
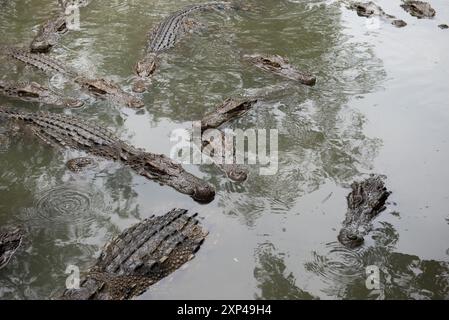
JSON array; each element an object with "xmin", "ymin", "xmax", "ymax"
[
  {"xmin": 66, "ymin": 156, "xmax": 96, "ymax": 172},
  {"xmin": 0, "ymin": 226, "xmax": 23, "ymax": 270},
  {"xmin": 200, "ymin": 98, "xmax": 258, "ymax": 182},
  {"xmin": 0, "ymin": 107, "xmax": 215, "ymax": 203},
  {"xmin": 401, "ymin": 1, "xmax": 435, "ymax": 19},
  {"xmin": 347, "ymin": 1, "xmax": 407, "ymax": 27},
  {"xmin": 133, "ymin": 1, "xmax": 239, "ymax": 92},
  {"xmin": 243, "ymin": 54, "xmax": 317, "ymax": 86},
  {"xmin": 30, "ymin": 0, "xmax": 91, "ymax": 53},
  {"xmin": 61, "ymin": 208, "xmax": 208, "ymax": 300},
  {"xmin": 1, "ymin": 47, "xmax": 144, "ymax": 108},
  {"xmin": 73, "ymin": 76, "xmax": 144, "ymax": 108},
  {"xmin": 0, "ymin": 80, "xmax": 84, "ymax": 108},
  {"xmin": 1, "ymin": 46, "xmax": 76, "ymax": 77},
  {"xmin": 338, "ymin": 174, "xmax": 391, "ymax": 248}
]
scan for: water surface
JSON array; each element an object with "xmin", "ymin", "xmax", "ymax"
[{"xmin": 0, "ymin": 0, "xmax": 448, "ymax": 299}]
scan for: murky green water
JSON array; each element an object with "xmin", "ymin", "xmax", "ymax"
[{"xmin": 0, "ymin": 0, "xmax": 448, "ymax": 299}]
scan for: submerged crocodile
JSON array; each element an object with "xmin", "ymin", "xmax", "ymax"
[
  {"xmin": 200, "ymin": 98, "xmax": 258, "ymax": 182},
  {"xmin": 243, "ymin": 54, "xmax": 317, "ymax": 86},
  {"xmin": 0, "ymin": 227, "xmax": 23, "ymax": 270},
  {"xmin": 1, "ymin": 47, "xmax": 143, "ymax": 108},
  {"xmin": 0, "ymin": 80, "xmax": 83, "ymax": 108},
  {"xmin": 133, "ymin": 1, "xmax": 239, "ymax": 92},
  {"xmin": 348, "ymin": 1, "xmax": 407, "ymax": 27},
  {"xmin": 0, "ymin": 107, "xmax": 215, "ymax": 203},
  {"xmin": 61, "ymin": 208, "xmax": 208, "ymax": 300},
  {"xmin": 401, "ymin": 1, "xmax": 435, "ymax": 19},
  {"xmin": 338, "ymin": 175, "xmax": 391, "ymax": 248},
  {"xmin": 30, "ymin": 0, "xmax": 91, "ymax": 53}
]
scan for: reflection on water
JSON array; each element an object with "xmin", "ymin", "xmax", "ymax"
[
  {"xmin": 0, "ymin": 0, "xmax": 448, "ymax": 299},
  {"xmin": 305, "ymin": 222, "xmax": 449, "ymax": 299},
  {"xmin": 254, "ymin": 242, "xmax": 317, "ymax": 299}
]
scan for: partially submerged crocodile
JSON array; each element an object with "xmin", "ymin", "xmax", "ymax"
[
  {"xmin": 30, "ymin": 0, "xmax": 91, "ymax": 53},
  {"xmin": 243, "ymin": 54, "xmax": 317, "ymax": 86},
  {"xmin": 347, "ymin": 1, "xmax": 407, "ymax": 27},
  {"xmin": 200, "ymin": 98, "xmax": 258, "ymax": 182},
  {"xmin": 1, "ymin": 47, "xmax": 143, "ymax": 108},
  {"xmin": 61, "ymin": 208, "xmax": 208, "ymax": 300},
  {"xmin": 0, "ymin": 80, "xmax": 83, "ymax": 108},
  {"xmin": 0, "ymin": 107, "xmax": 215, "ymax": 203},
  {"xmin": 338, "ymin": 174, "xmax": 391, "ymax": 248},
  {"xmin": 66, "ymin": 156, "xmax": 96, "ymax": 172},
  {"xmin": 401, "ymin": 1, "xmax": 435, "ymax": 19},
  {"xmin": 133, "ymin": 1, "xmax": 239, "ymax": 92},
  {"xmin": 0, "ymin": 226, "xmax": 23, "ymax": 270}
]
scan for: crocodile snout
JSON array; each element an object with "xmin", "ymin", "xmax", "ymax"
[
  {"xmin": 192, "ymin": 183, "xmax": 215, "ymax": 204},
  {"xmin": 338, "ymin": 229, "xmax": 365, "ymax": 248}
]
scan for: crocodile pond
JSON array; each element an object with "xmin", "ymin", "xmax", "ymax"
[{"xmin": 1, "ymin": 0, "xmax": 449, "ymax": 300}]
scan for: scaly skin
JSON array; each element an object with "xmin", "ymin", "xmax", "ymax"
[
  {"xmin": 401, "ymin": 1, "xmax": 435, "ymax": 19},
  {"xmin": 133, "ymin": 2, "xmax": 239, "ymax": 92},
  {"xmin": 1, "ymin": 47, "xmax": 76, "ymax": 77},
  {"xmin": 61, "ymin": 209, "xmax": 208, "ymax": 300},
  {"xmin": 244, "ymin": 54, "xmax": 317, "ymax": 86},
  {"xmin": 1, "ymin": 47, "xmax": 143, "ymax": 108},
  {"xmin": 0, "ymin": 227, "xmax": 23, "ymax": 270},
  {"xmin": 0, "ymin": 107, "xmax": 215, "ymax": 203},
  {"xmin": 66, "ymin": 157, "xmax": 96, "ymax": 172},
  {"xmin": 200, "ymin": 98, "xmax": 258, "ymax": 182},
  {"xmin": 30, "ymin": 0, "xmax": 92, "ymax": 52},
  {"xmin": 338, "ymin": 175, "xmax": 391, "ymax": 248},
  {"xmin": 0, "ymin": 80, "xmax": 83, "ymax": 108},
  {"xmin": 348, "ymin": 1, "xmax": 407, "ymax": 27}
]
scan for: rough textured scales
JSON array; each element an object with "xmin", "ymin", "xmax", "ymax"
[
  {"xmin": 200, "ymin": 98, "xmax": 258, "ymax": 182},
  {"xmin": 0, "ymin": 80, "xmax": 83, "ymax": 108},
  {"xmin": 401, "ymin": 1, "xmax": 435, "ymax": 19},
  {"xmin": 348, "ymin": 1, "xmax": 407, "ymax": 27},
  {"xmin": 0, "ymin": 107, "xmax": 215, "ymax": 203},
  {"xmin": 30, "ymin": 0, "xmax": 92, "ymax": 53},
  {"xmin": 1, "ymin": 47, "xmax": 143, "ymax": 108},
  {"xmin": 0, "ymin": 227, "xmax": 23, "ymax": 270},
  {"xmin": 244, "ymin": 54, "xmax": 317, "ymax": 86},
  {"xmin": 133, "ymin": 1, "xmax": 239, "ymax": 91},
  {"xmin": 338, "ymin": 174, "xmax": 391, "ymax": 248},
  {"xmin": 61, "ymin": 209, "xmax": 208, "ymax": 300}
]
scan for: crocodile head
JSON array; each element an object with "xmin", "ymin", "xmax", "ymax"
[
  {"xmin": 337, "ymin": 228, "xmax": 365, "ymax": 248},
  {"xmin": 30, "ymin": 15, "xmax": 67, "ymax": 53},
  {"xmin": 337, "ymin": 175, "xmax": 391, "ymax": 248},
  {"xmin": 401, "ymin": 1, "xmax": 436, "ymax": 19},
  {"xmin": 30, "ymin": 34, "xmax": 58, "ymax": 53},
  {"xmin": 133, "ymin": 153, "xmax": 216, "ymax": 203},
  {"xmin": 76, "ymin": 77, "xmax": 144, "ymax": 108},
  {"xmin": 135, "ymin": 54, "xmax": 157, "ymax": 78}
]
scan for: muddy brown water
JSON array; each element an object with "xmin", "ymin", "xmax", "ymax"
[{"xmin": 0, "ymin": 0, "xmax": 448, "ymax": 299}]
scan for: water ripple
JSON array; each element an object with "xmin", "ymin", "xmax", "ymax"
[{"xmin": 305, "ymin": 242, "xmax": 365, "ymax": 286}]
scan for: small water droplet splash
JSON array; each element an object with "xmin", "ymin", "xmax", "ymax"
[
  {"xmin": 20, "ymin": 184, "xmax": 108, "ymax": 236},
  {"xmin": 305, "ymin": 242, "xmax": 366, "ymax": 287}
]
